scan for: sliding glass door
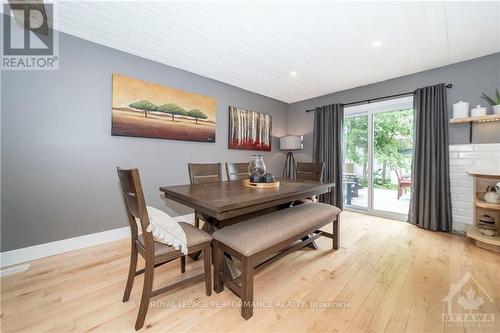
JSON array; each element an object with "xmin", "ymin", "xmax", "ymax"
[
  {"xmin": 343, "ymin": 115, "xmax": 369, "ymax": 210},
  {"xmin": 343, "ymin": 97, "xmax": 413, "ymax": 220},
  {"xmin": 372, "ymin": 109, "xmax": 413, "ymax": 216}
]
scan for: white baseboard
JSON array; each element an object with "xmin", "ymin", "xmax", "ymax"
[
  {"xmin": 0, "ymin": 213, "xmax": 195, "ymax": 268},
  {"xmin": 452, "ymin": 221, "xmax": 468, "ymax": 234},
  {"xmin": 0, "ymin": 226, "xmax": 131, "ymax": 268},
  {"xmin": 0, "ymin": 263, "xmax": 30, "ymax": 277}
]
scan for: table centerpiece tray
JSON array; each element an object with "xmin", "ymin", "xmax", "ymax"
[{"xmin": 243, "ymin": 179, "xmax": 280, "ymax": 189}]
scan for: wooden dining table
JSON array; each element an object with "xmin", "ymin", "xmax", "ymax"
[{"xmin": 160, "ymin": 179, "xmax": 337, "ymax": 277}]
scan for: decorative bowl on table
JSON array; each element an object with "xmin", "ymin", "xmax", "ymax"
[
  {"xmin": 243, "ymin": 173, "xmax": 279, "ymax": 189},
  {"xmin": 260, "ymin": 174, "xmax": 274, "ymax": 183}
]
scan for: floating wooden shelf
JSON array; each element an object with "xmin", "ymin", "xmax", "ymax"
[
  {"xmin": 468, "ymin": 170, "xmax": 500, "ymax": 177},
  {"xmin": 449, "ymin": 114, "xmax": 500, "ymax": 124},
  {"xmin": 475, "ymin": 193, "xmax": 500, "ymax": 210},
  {"xmin": 449, "ymin": 114, "xmax": 500, "ymax": 143}
]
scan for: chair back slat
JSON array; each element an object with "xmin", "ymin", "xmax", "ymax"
[
  {"xmin": 116, "ymin": 167, "xmax": 154, "ymax": 248},
  {"xmin": 296, "ymin": 162, "xmax": 325, "ymax": 182},
  {"xmin": 226, "ymin": 162, "xmax": 248, "ymax": 181},
  {"xmin": 123, "ymin": 193, "xmax": 140, "ymax": 218},
  {"xmin": 188, "ymin": 163, "xmax": 223, "ymax": 184}
]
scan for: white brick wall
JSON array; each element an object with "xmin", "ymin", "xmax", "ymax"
[{"xmin": 449, "ymin": 144, "xmax": 500, "ymax": 232}]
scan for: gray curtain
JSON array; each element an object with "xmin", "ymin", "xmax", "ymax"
[
  {"xmin": 409, "ymin": 83, "xmax": 452, "ymax": 231},
  {"xmin": 313, "ymin": 104, "xmax": 344, "ymax": 209}
]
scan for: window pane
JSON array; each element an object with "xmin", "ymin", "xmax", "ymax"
[
  {"xmin": 372, "ymin": 109, "xmax": 413, "ymax": 215},
  {"xmin": 343, "ymin": 115, "xmax": 368, "ymax": 210}
]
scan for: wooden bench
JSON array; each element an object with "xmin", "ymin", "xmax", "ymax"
[{"xmin": 212, "ymin": 202, "xmax": 341, "ymax": 319}]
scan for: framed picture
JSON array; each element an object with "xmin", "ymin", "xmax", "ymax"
[
  {"xmin": 228, "ymin": 106, "xmax": 272, "ymax": 151},
  {"xmin": 112, "ymin": 73, "xmax": 216, "ymax": 142}
]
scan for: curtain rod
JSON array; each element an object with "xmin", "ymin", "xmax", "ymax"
[{"xmin": 305, "ymin": 83, "xmax": 453, "ymax": 113}]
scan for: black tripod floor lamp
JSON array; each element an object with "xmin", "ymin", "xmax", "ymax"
[{"xmin": 280, "ymin": 135, "xmax": 303, "ymax": 179}]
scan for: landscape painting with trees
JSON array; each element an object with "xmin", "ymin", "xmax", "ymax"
[
  {"xmin": 228, "ymin": 106, "xmax": 272, "ymax": 151},
  {"xmin": 112, "ymin": 74, "xmax": 216, "ymax": 142}
]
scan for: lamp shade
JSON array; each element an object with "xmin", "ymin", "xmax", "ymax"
[{"xmin": 280, "ymin": 135, "xmax": 303, "ymax": 151}]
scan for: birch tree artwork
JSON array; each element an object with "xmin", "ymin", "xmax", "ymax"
[{"xmin": 228, "ymin": 106, "xmax": 272, "ymax": 151}]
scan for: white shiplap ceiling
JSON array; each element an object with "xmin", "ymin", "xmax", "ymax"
[{"xmin": 43, "ymin": 1, "xmax": 500, "ymax": 102}]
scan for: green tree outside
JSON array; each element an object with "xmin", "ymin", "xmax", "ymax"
[
  {"xmin": 344, "ymin": 115, "xmax": 369, "ymax": 181},
  {"xmin": 187, "ymin": 109, "xmax": 208, "ymax": 124},
  {"xmin": 129, "ymin": 100, "xmax": 157, "ymax": 118},
  {"xmin": 374, "ymin": 109, "xmax": 413, "ymax": 183},
  {"xmin": 344, "ymin": 109, "xmax": 413, "ymax": 189}
]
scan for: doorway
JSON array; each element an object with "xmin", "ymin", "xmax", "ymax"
[{"xmin": 343, "ymin": 96, "xmax": 413, "ymax": 220}]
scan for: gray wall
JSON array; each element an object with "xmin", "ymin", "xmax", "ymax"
[
  {"xmin": 288, "ymin": 53, "xmax": 500, "ymax": 163},
  {"xmin": 1, "ymin": 32, "xmax": 288, "ymax": 251},
  {"xmin": 2, "ymin": 29, "xmax": 499, "ymax": 253}
]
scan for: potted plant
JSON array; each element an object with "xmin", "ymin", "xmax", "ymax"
[{"xmin": 481, "ymin": 89, "xmax": 500, "ymax": 115}]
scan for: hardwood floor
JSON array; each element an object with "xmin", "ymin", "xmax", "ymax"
[{"xmin": 1, "ymin": 211, "xmax": 500, "ymax": 332}]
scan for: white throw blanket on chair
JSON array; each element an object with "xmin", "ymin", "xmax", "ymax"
[{"xmin": 136, "ymin": 206, "xmax": 188, "ymax": 255}]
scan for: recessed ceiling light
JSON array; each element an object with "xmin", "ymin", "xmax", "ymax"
[
  {"xmin": 290, "ymin": 71, "xmax": 297, "ymax": 77},
  {"xmin": 371, "ymin": 40, "xmax": 382, "ymax": 47}
]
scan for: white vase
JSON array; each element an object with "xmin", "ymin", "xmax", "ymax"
[
  {"xmin": 471, "ymin": 105, "xmax": 487, "ymax": 117},
  {"xmin": 248, "ymin": 155, "xmax": 266, "ymax": 177},
  {"xmin": 493, "ymin": 104, "xmax": 500, "ymax": 115},
  {"xmin": 452, "ymin": 101, "xmax": 469, "ymax": 119}
]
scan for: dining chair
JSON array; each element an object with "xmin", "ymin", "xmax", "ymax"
[
  {"xmin": 293, "ymin": 162, "xmax": 325, "ymax": 207},
  {"xmin": 294, "ymin": 162, "xmax": 327, "ymax": 249},
  {"xmin": 188, "ymin": 162, "xmax": 223, "ymax": 185},
  {"xmin": 226, "ymin": 162, "xmax": 248, "ymax": 181},
  {"xmin": 296, "ymin": 162, "xmax": 325, "ymax": 181},
  {"xmin": 188, "ymin": 163, "xmax": 223, "ymax": 230},
  {"xmin": 117, "ymin": 167, "xmax": 212, "ymax": 330}
]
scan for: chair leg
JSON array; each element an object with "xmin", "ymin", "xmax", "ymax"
[
  {"xmin": 180, "ymin": 255, "xmax": 186, "ymax": 273},
  {"xmin": 241, "ymin": 256, "xmax": 254, "ymax": 320},
  {"xmin": 332, "ymin": 216, "xmax": 340, "ymax": 250},
  {"xmin": 123, "ymin": 244, "xmax": 138, "ymax": 302},
  {"xmin": 213, "ymin": 242, "xmax": 224, "ymax": 293},
  {"xmin": 203, "ymin": 246, "xmax": 212, "ymax": 296},
  {"xmin": 135, "ymin": 261, "xmax": 154, "ymax": 330},
  {"xmin": 194, "ymin": 212, "xmax": 200, "ymax": 229}
]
